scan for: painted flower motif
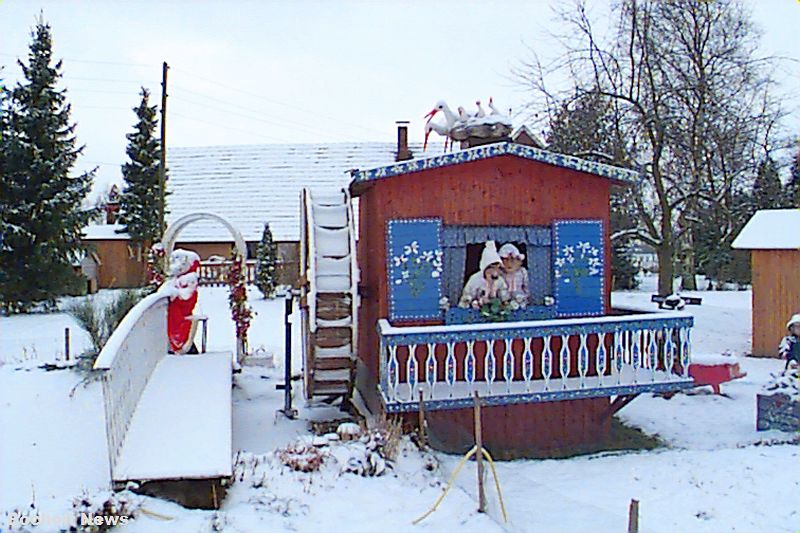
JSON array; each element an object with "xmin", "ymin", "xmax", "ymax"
[
  {"xmin": 391, "ymin": 240, "xmax": 444, "ymax": 297},
  {"xmin": 554, "ymin": 239, "xmax": 602, "ymax": 294}
]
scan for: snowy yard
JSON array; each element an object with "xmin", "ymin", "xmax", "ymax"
[{"xmin": 1, "ymin": 278, "xmax": 798, "ymax": 532}]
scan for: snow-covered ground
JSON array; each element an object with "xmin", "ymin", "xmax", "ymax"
[{"xmin": 1, "ymin": 278, "xmax": 798, "ymax": 532}]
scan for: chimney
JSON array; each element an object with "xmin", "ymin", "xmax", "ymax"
[{"xmin": 395, "ymin": 121, "xmax": 412, "ymax": 161}]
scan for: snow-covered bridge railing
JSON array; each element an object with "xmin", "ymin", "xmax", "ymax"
[
  {"xmin": 377, "ymin": 312, "xmax": 694, "ymax": 413},
  {"xmin": 93, "ymin": 288, "xmax": 170, "ymax": 477}
]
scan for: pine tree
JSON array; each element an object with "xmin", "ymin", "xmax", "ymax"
[
  {"xmin": 786, "ymin": 149, "xmax": 800, "ymax": 208},
  {"xmin": 118, "ymin": 87, "xmax": 162, "ymax": 247},
  {"xmin": 255, "ymin": 223, "xmax": 278, "ymax": 298},
  {"xmin": 546, "ymin": 92, "xmax": 640, "ymax": 289},
  {"xmin": 0, "ymin": 19, "xmax": 94, "ymax": 312},
  {"xmin": 753, "ymin": 157, "xmax": 783, "ymax": 210}
]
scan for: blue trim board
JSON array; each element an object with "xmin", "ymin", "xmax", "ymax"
[
  {"xmin": 380, "ymin": 315, "xmax": 694, "ymax": 347},
  {"xmin": 351, "ymin": 142, "xmax": 639, "ymax": 186},
  {"xmin": 380, "ymin": 379, "xmax": 695, "ymax": 413}
]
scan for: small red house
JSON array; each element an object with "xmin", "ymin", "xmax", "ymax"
[{"xmin": 340, "ymin": 142, "xmax": 696, "ymax": 456}]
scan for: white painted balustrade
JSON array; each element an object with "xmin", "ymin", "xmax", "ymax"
[
  {"xmin": 377, "ymin": 312, "xmax": 694, "ymax": 412},
  {"xmin": 93, "ymin": 289, "xmax": 171, "ymax": 475}
]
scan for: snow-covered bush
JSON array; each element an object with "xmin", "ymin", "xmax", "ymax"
[
  {"xmin": 70, "ymin": 489, "xmax": 139, "ymax": 532},
  {"xmin": 67, "ymin": 289, "xmax": 144, "ymax": 369},
  {"xmin": 277, "ymin": 441, "xmax": 327, "ymax": 473}
]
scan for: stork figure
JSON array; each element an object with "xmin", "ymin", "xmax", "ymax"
[
  {"xmin": 424, "ymin": 100, "xmax": 460, "ymax": 151},
  {"xmin": 475, "ymin": 100, "xmax": 487, "ymax": 119}
]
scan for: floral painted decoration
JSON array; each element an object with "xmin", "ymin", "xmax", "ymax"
[
  {"xmin": 554, "ymin": 240, "xmax": 602, "ymax": 294},
  {"xmin": 391, "ymin": 241, "xmax": 443, "ymax": 297}
]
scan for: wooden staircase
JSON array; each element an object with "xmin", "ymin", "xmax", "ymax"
[{"xmin": 299, "ymin": 189, "xmax": 359, "ymax": 403}]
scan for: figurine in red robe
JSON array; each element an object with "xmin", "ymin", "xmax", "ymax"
[{"xmin": 166, "ymin": 249, "xmax": 201, "ymax": 354}]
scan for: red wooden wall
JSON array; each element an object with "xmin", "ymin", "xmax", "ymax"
[
  {"xmin": 352, "ymin": 154, "xmax": 616, "ymax": 456},
  {"xmin": 354, "ymin": 155, "xmax": 613, "ymax": 395}
]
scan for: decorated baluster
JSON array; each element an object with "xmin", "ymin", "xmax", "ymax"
[
  {"xmin": 664, "ymin": 327, "xmax": 675, "ymax": 377},
  {"xmin": 425, "ymin": 342, "xmax": 437, "ymax": 400},
  {"xmin": 578, "ymin": 333, "xmax": 589, "ymax": 388},
  {"xmin": 407, "ymin": 343, "xmax": 418, "ymax": 401},
  {"xmin": 631, "ymin": 330, "xmax": 641, "ymax": 383},
  {"xmin": 680, "ymin": 327, "xmax": 691, "ymax": 377},
  {"xmin": 597, "ymin": 332, "xmax": 607, "ymax": 386},
  {"xmin": 542, "ymin": 335, "xmax": 553, "ymax": 391},
  {"xmin": 503, "ymin": 338, "xmax": 515, "ymax": 393},
  {"xmin": 614, "ymin": 331, "xmax": 624, "ymax": 385},
  {"xmin": 445, "ymin": 341, "xmax": 457, "ymax": 398},
  {"xmin": 625, "ymin": 329, "xmax": 631, "ymax": 365},
  {"xmin": 648, "ymin": 329, "xmax": 658, "ymax": 381},
  {"xmin": 559, "ymin": 334, "xmax": 570, "ymax": 390},
  {"xmin": 465, "ymin": 340, "xmax": 476, "ymax": 390},
  {"xmin": 522, "ymin": 337, "xmax": 534, "ymax": 392},
  {"xmin": 485, "ymin": 339, "xmax": 497, "ymax": 394},
  {"xmin": 387, "ymin": 345, "xmax": 399, "ymax": 401}
]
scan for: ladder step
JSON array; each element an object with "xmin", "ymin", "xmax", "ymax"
[
  {"xmin": 316, "ymin": 256, "xmax": 351, "ymax": 276},
  {"xmin": 312, "ymin": 382, "xmax": 350, "ymax": 396},
  {"xmin": 314, "ymin": 227, "xmax": 350, "ymax": 257},
  {"xmin": 316, "ymin": 275, "xmax": 351, "ymax": 292},
  {"xmin": 312, "ymin": 204, "xmax": 348, "ymax": 228},
  {"xmin": 316, "ymin": 316, "xmax": 352, "ymax": 328},
  {"xmin": 314, "ymin": 357, "xmax": 353, "ymax": 371},
  {"xmin": 314, "ymin": 369, "xmax": 351, "ymax": 381},
  {"xmin": 312, "ymin": 192, "xmax": 347, "ymax": 206},
  {"xmin": 316, "ymin": 297, "xmax": 352, "ymax": 321},
  {"xmin": 315, "ymin": 344, "xmax": 353, "ymax": 358},
  {"xmin": 314, "ymin": 327, "xmax": 352, "ymax": 348}
]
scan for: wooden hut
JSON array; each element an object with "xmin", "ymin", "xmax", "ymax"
[
  {"xmin": 732, "ymin": 209, "xmax": 800, "ymax": 357},
  {"xmin": 301, "ymin": 141, "xmax": 696, "ymax": 457}
]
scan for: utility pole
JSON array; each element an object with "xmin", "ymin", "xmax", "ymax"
[{"xmin": 159, "ymin": 61, "xmax": 169, "ymax": 237}]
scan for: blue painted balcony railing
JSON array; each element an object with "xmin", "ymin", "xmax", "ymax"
[{"xmin": 377, "ymin": 311, "xmax": 694, "ymax": 413}]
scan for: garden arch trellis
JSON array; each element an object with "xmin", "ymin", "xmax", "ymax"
[{"xmin": 161, "ymin": 212, "xmax": 249, "ymax": 361}]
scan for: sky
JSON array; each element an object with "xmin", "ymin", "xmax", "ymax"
[{"xmin": 1, "ymin": 0, "xmax": 799, "ymax": 197}]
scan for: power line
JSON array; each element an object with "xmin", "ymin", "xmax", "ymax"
[
  {"xmin": 171, "ymin": 66, "xmax": 388, "ymax": 137},
  {"xmin": 0, "ymin": 52, "xmax": 151, "ymax": 68},
  {"xmin": 170, "ymin": 93, "xmax": 342, "ymax": 141},
  {"xmin": 170, "ymin": 111, "xmax": 285, "ymax": 142}
]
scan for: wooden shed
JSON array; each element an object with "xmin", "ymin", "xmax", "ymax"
[
  {"xmin": 81, "ymin": 224, "xmax": 146, "ymax": 288},
  {"xmin": 732, "ymin": 209, "xmax": 800, "ymax": 357},
  {"xmin": 308, "ymin": 141, "xmax": 696, "ymax": 456}
]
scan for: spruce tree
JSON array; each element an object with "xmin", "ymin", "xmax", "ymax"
[
  {"xmin": 118, "ymin": 87, "xmax": 162, "ymax": 247},
  {"xmin": 0, "ymin": 19, "xmax": 94, "ymax": 312},
  {"xmin": 753, "ymin": 157, "xmax": 783, "ymax": 210},
  {"xmin": 786, "ymin": 150, "xmax": 800, "ymax": 208},
  {"xmin": 255, "ymin": 223, "xmax": 278, "ymax": 298},
  {"xmin": 546, "ymin": 92, "xmax": 640, "ymax": 289}
]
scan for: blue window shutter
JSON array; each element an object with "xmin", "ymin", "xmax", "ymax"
[
  {"xmin": 387, "ymin": 219, "xmax": 444, "ymax": 321},
  {"xmin": 553, "ymin": 220, "xmax": 605, "ymax": 317}
]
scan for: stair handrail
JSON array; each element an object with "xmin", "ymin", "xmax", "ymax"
[
  {"xmin": 344, "ymin": 187, "xmax": 359, "ymax": 359},
  {"xmin": 304, "ymin": 188, "xmax": 319, "ymax": 332},
  {"xmin": 93, "ymin": 284, "xmax": 172, "ymax": 478}
]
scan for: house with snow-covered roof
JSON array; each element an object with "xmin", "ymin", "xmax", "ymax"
[{"xmin": 732, "ymin": 209, "xmax": 800, "ymax": 357}]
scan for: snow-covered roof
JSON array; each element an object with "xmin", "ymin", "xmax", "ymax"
[
  {"xmin": 732, "ymin": 209, "xmax": 800, "ymax": 250},
  {"xmin": 167, "ymin": 142, "xmax": 428, "ymax": 242},
  {"xmin": 350, "ymin": 142, "xmax": 639, "ymax": 186},
  {"xmin": 81, "ymin": 224, "xmax": 129, "ymax": 240}
]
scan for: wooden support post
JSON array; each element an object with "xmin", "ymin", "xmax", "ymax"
[
  {"xmin": 64, "ymin": 327, "xmax": 70, "ymax": 361},
  {"xmin": 628, "ymin": 499, "xmax": 639, "ymax": 533},
  {"xmin": 418, "ymin": 388, "xmax": 427, "ymax": 449},
  {"xmin": 473, "ymin": 391, "xmax": 486, "ymax": 513}
]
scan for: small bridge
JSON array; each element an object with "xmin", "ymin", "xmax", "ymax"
[{"xmin": 93, "ymin": 212, "xmax": 246, "ymax": 509}]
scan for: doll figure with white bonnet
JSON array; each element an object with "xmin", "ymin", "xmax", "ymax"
[
  {"xmin": 499, "ymin": 243, "xmax": 529, "ymax": 308},
  {"xmin": 459, "ymin": 241, "xmax": 509, "ymax": 309}
]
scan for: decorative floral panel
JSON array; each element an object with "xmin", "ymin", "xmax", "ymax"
[
  {"xmin": 553, "ymin": 220, "xmax": 605, "ymax": 317},
  {"xmin": 387, "ymin": 219, "xmax": 444, "ymax": 321}
]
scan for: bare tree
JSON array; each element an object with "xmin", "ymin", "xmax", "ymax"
[{"xmin": 517, "ymin": 0, "xmax": 786, "ymax": 295}]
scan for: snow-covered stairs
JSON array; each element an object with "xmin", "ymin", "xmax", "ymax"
[{"xmin": 300, "ymin": 189, "xmax": 359, "ymax": 403}]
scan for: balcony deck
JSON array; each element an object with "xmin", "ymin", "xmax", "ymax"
[{"xmin": 377, "ymin": 310, "xmax": 694, "ymax": 413}]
